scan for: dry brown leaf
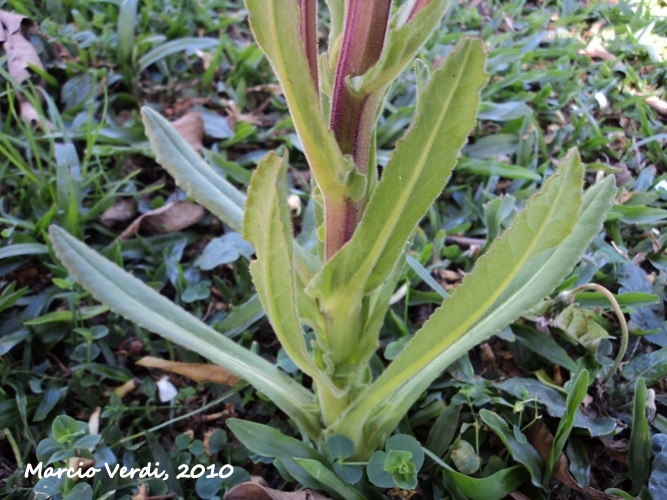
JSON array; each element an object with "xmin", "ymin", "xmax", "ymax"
[
  {"xmin": 225, "ymin": 483, "xmax": 329, "ymax": 500},
  {"xmin": 172, "ymin": 111, "xmax": 204, "ymax": 152},
  {"xmin": 582, "ymin": 39, "xmax": 616, "ymax": 61},
  {"xmin": 527, "ymin": 419, "xmax": 622, "ymax": 500},
  {"xmin": 88, "ymin": 407, "xmax": 101, "ymax": 436},
  {"xmin": 100, "ymin": 198, "xmax": 138, "ymax": 227},
  {"xmin": 0, "ymin": 11, "xmax": 44, "ymax": 83},
  {"xmin": 112, "ymin": 378, "xmax": 140, "ymax": 398},
  {"xmin": 131, "ymin": 483, "xmax": 148, "ymax": 500},
  {"xmin": 645, "ymin": 95, "xmax": 667, "ymax": 115},
  {"xmin": 137, "ymin": 356, "xmax": 241, "ymax": 386},
  {"xmin": 18, "ymin": 99, "xmax": 48, "ymax": 128},
  {"xmin": 119, "ymin": 200, "xmax": 205, "ymax": 239}
]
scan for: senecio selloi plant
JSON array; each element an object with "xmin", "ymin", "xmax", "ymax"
[{"xmin": 50, "ymin": 0, "xmax": 617, "ymax": 494}]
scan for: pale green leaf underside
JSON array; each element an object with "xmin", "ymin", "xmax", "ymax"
[
  {"xmin": 243, "ymin": 153, "xmax": 338, "ymax": 395},
  {"xmin": 349, "ymin": 0, "xmax": 450, "ymax": 95},
  {"xmin": 312, "ymin": 39, "xmax": 488, "ymax": 300},
  {"xmin": 245, "ymin": 0, "xmax": 362, "ymax": 199},
  {"xmin": 334, "ymin": 155, "xmax": 616, "ymax": 451},
  {"xmin": 49, "ymin": 225, "xmax": 320, "ymax": 438},
  {"xmin": 141, "ymin": 107, "xmax": 245, "ymax": 233}
]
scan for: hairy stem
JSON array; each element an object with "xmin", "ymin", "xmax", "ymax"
[
  {"xmin": 297, "ymin": 0, "xmax": 319, "ymax": 94},
  {"xmin": 325, "ymin": 0, "xmax": 391, "ymax": 259}
]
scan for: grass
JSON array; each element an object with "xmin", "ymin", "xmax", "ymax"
[{"xmin": 1, "ymin": 0, "xmax": 666, "ymax": 498}]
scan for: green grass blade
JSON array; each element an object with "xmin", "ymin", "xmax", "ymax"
[
  {"xmin": 49, "ymin": 225, "xmax": 321, "ymax": 438},
  {"xmin": 310, "ymin": 39, "xmax": 488, "ymax": 302},
  {"xmin": 117, "ymin": 0, "xmax": 139, "ymax": 64},
  {"xmin": 543, "ymin": 369, "xmax": 589, "ymax": 487},
  {"xmin": 333, "ymin": 156, "xmax": 616, "ymax": 456},
  {"xmin": 138, "ymin": 38, "xmax": 219, "ymax": 72},
  {"xmin": 141, "ymin": 107, "xmax": 246, "ymax": 232},
  {"xmin": 629, "ymin": 377, "xmax": 651, "ymax": 495},
  {"xmin": 245, "ymin": 0, "xmax": 363, "ymax": 199}
]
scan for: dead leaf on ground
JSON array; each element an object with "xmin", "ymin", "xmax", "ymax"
[
  {"xmin": 131, "ymin": 483, "xmax": 148, "ymax": 500},
  {"xmin": 172, "ymin": 111, "xmax": 204, "ymax": 152},
  {"xmin": 582, "ymin": 39, "xmax": 616, "ymax": 61},
  {"xmin": 119, "ymin": 200, "xmax": 205, "ymax": 239},
  {"xmin": 136, "ymin": 356, "xmax": 241, "ymax": 386},
  {"xmin": 111, "ymin": 378, "xmax": 140, "ymax": 398},
  {"xmin": 0, "ymin": 10, "xmax": 52, "ymax": 128},
  {"xmin": 100, "ymin": 198, "xmax": 138, "ymax": 227},
  {"xmin": 225, "ymin": 483, "xmax": 329, "ymax": 500},
  {"xmin": 645, "ymin": 95, "xmax": 667, "ymax": 115},
  {"xmin": 527, "ymin": 419, "xmax": 623, "ymax": 500}
]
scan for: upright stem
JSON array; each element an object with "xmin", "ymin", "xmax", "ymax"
[
  {"xmin": 297, "ymin": 0, "xmax": 319, "ymax": 94},
  {"xmin": 326, "ymin": 0, "xmax": 391, "ymax": 259}
]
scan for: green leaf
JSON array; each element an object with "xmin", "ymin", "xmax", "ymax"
[
  {"xmin": 435, "ymin": 448, "xmax": 528, "ymax": 500},
  {"xmin": 629, "ymin": 378, "xmax": 651, "ymax": 495},
  {"xmin": 566, "ymin": 436, "xmax": 590, "ymax": 487},
  {"xmin": 141, "ymin": 107, "xmax": 246, "ymax": 233},
  {"xmin": 49, "ymin": 225, "xmax": 320, "ymax": 438},
  {"xmin": 450, "ymin": 440, "xmax": 480, "ymax": 475},
  {"xmin": 553, "ymin": 305, "xmax": 610, "ymax": 354},
  {"xmin": 513, "ymin": 325, "xmax": 578, "ymax": 372},
  {"xmin": 385, "ymin": 434, "xmax": 425, "ymax": 470},
  {"xmin": 311, "ymin": 38, "xmax": 487, "ymax": 302},
  {"xmin": 622, "ymin": 346, "xmax": 667, "ymax": 386},
  {"xmin": 117, "ymin": 0, "xmax": 139, "ymax": 64},
  {"xmin": 425, "ymin": 403, "xmax": 462, "ymax": 458},
  {"xmin": 544, "ymin": 369, "xmax": 589, "ymax": 487},
  {"xmin": 334, "ymin": 150, "xmax": 615, "ymax": 456},
  {"xmin": 649, "ymin": 434, "xmax": 667, "ymax": 499},
  {"xmin": 293, "ymin": 459, "xmax": 366, "ymax": 500},
  {"xmin": 243, "ymin": 153, "xmax": 337, "ymax": 395},
  {"xmin": 0, "ymin": 243, "xmax": 48, "ymax": 260},
  {"xmin": 327, "ymin": 434, "xmax": 355, "ymax": 460},
  {"xmin": 245, "ymin": 0, "xmax": 362, "ymax": 199},
  {"xmin": 52, "ymin": 415, "xmax": 81, "ymax": 443},
  {"xmin": 227, "ymin": 419, "xmax": 348, "ymax": 497},
  {"xmin": 138, "ymin": 37, "xmax": 219, "ymax": 72},
  {"xmin": 479, "ymin": 410, "xmax": 543, "ymax": 487},
  {"xmin": 33, "ymin": 388, "xmax": 61, "ymax": 422},
  {"xmin": 608, "ymin": 205, "xmax": 667, "ymax": 224},
  {"xmin": 24, "ymin": 311, "xmax": 73, "ymax": 325},
  {"xmin": 495, "ymin": 378, "xmax": 616, "ymax": 436},
  {"xmin": 349, "ymin": 0, "xmax": 450, "ymax": 95},
  {"xmin": 574, "ymin": 291, "xmax": 660, "ymax": 309},
  {"xmin": 367, "ymin": 451, "xmax": 394, "ymax": 488}
]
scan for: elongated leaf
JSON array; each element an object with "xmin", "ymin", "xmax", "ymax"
[
  {"xmin": 141, "ymin": 107, "xmax": 246, "ymax": 232},
  {"xmin": 294, "ymin": 459, "xmax": 366, "ymax": 500},
  {"xmin": 138, "ymin": 37, "xmax": 219, "ymax": 71},
  {"xmin": 243, "ymin": 153, "xmax": 336, "ymax": 394},
  {"xmin": 513, "ymin": 325, "xmax": 578, "ymax": 372},
  {"xmin": 629, "ymin": 378, "xmax": 651, "ymax": 495},
  {"xmin": 425, "ymin": 448, "xmax": 528, "ymax": 500},
  {"xmin": 49, "ymin": 226, "xmax": 320, "ymax": 438},
  {"xmin": 333, "ymin": 159, "xmax": 615, "ymax": 456},
  {"xmin": 479, "ymin": 410, "xmax": 543, "ymax": 487},
  {"xmin": 245, "ymin": 0, "xmax": 362, "ymax": 199},
  {"xmin": 349, "ymin": 0, "xmax": 450, "ymax": 95},
  {"xmin": 311, "ymin": 38, "xmax": 487, "ymax": 303},
  {"xmin": 544, "ymin": 369, "xmax": 589, "ymax": 487},
  {"xmin": 227, "ymin": 419, "xmax": 336, "ymax": 495}
]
